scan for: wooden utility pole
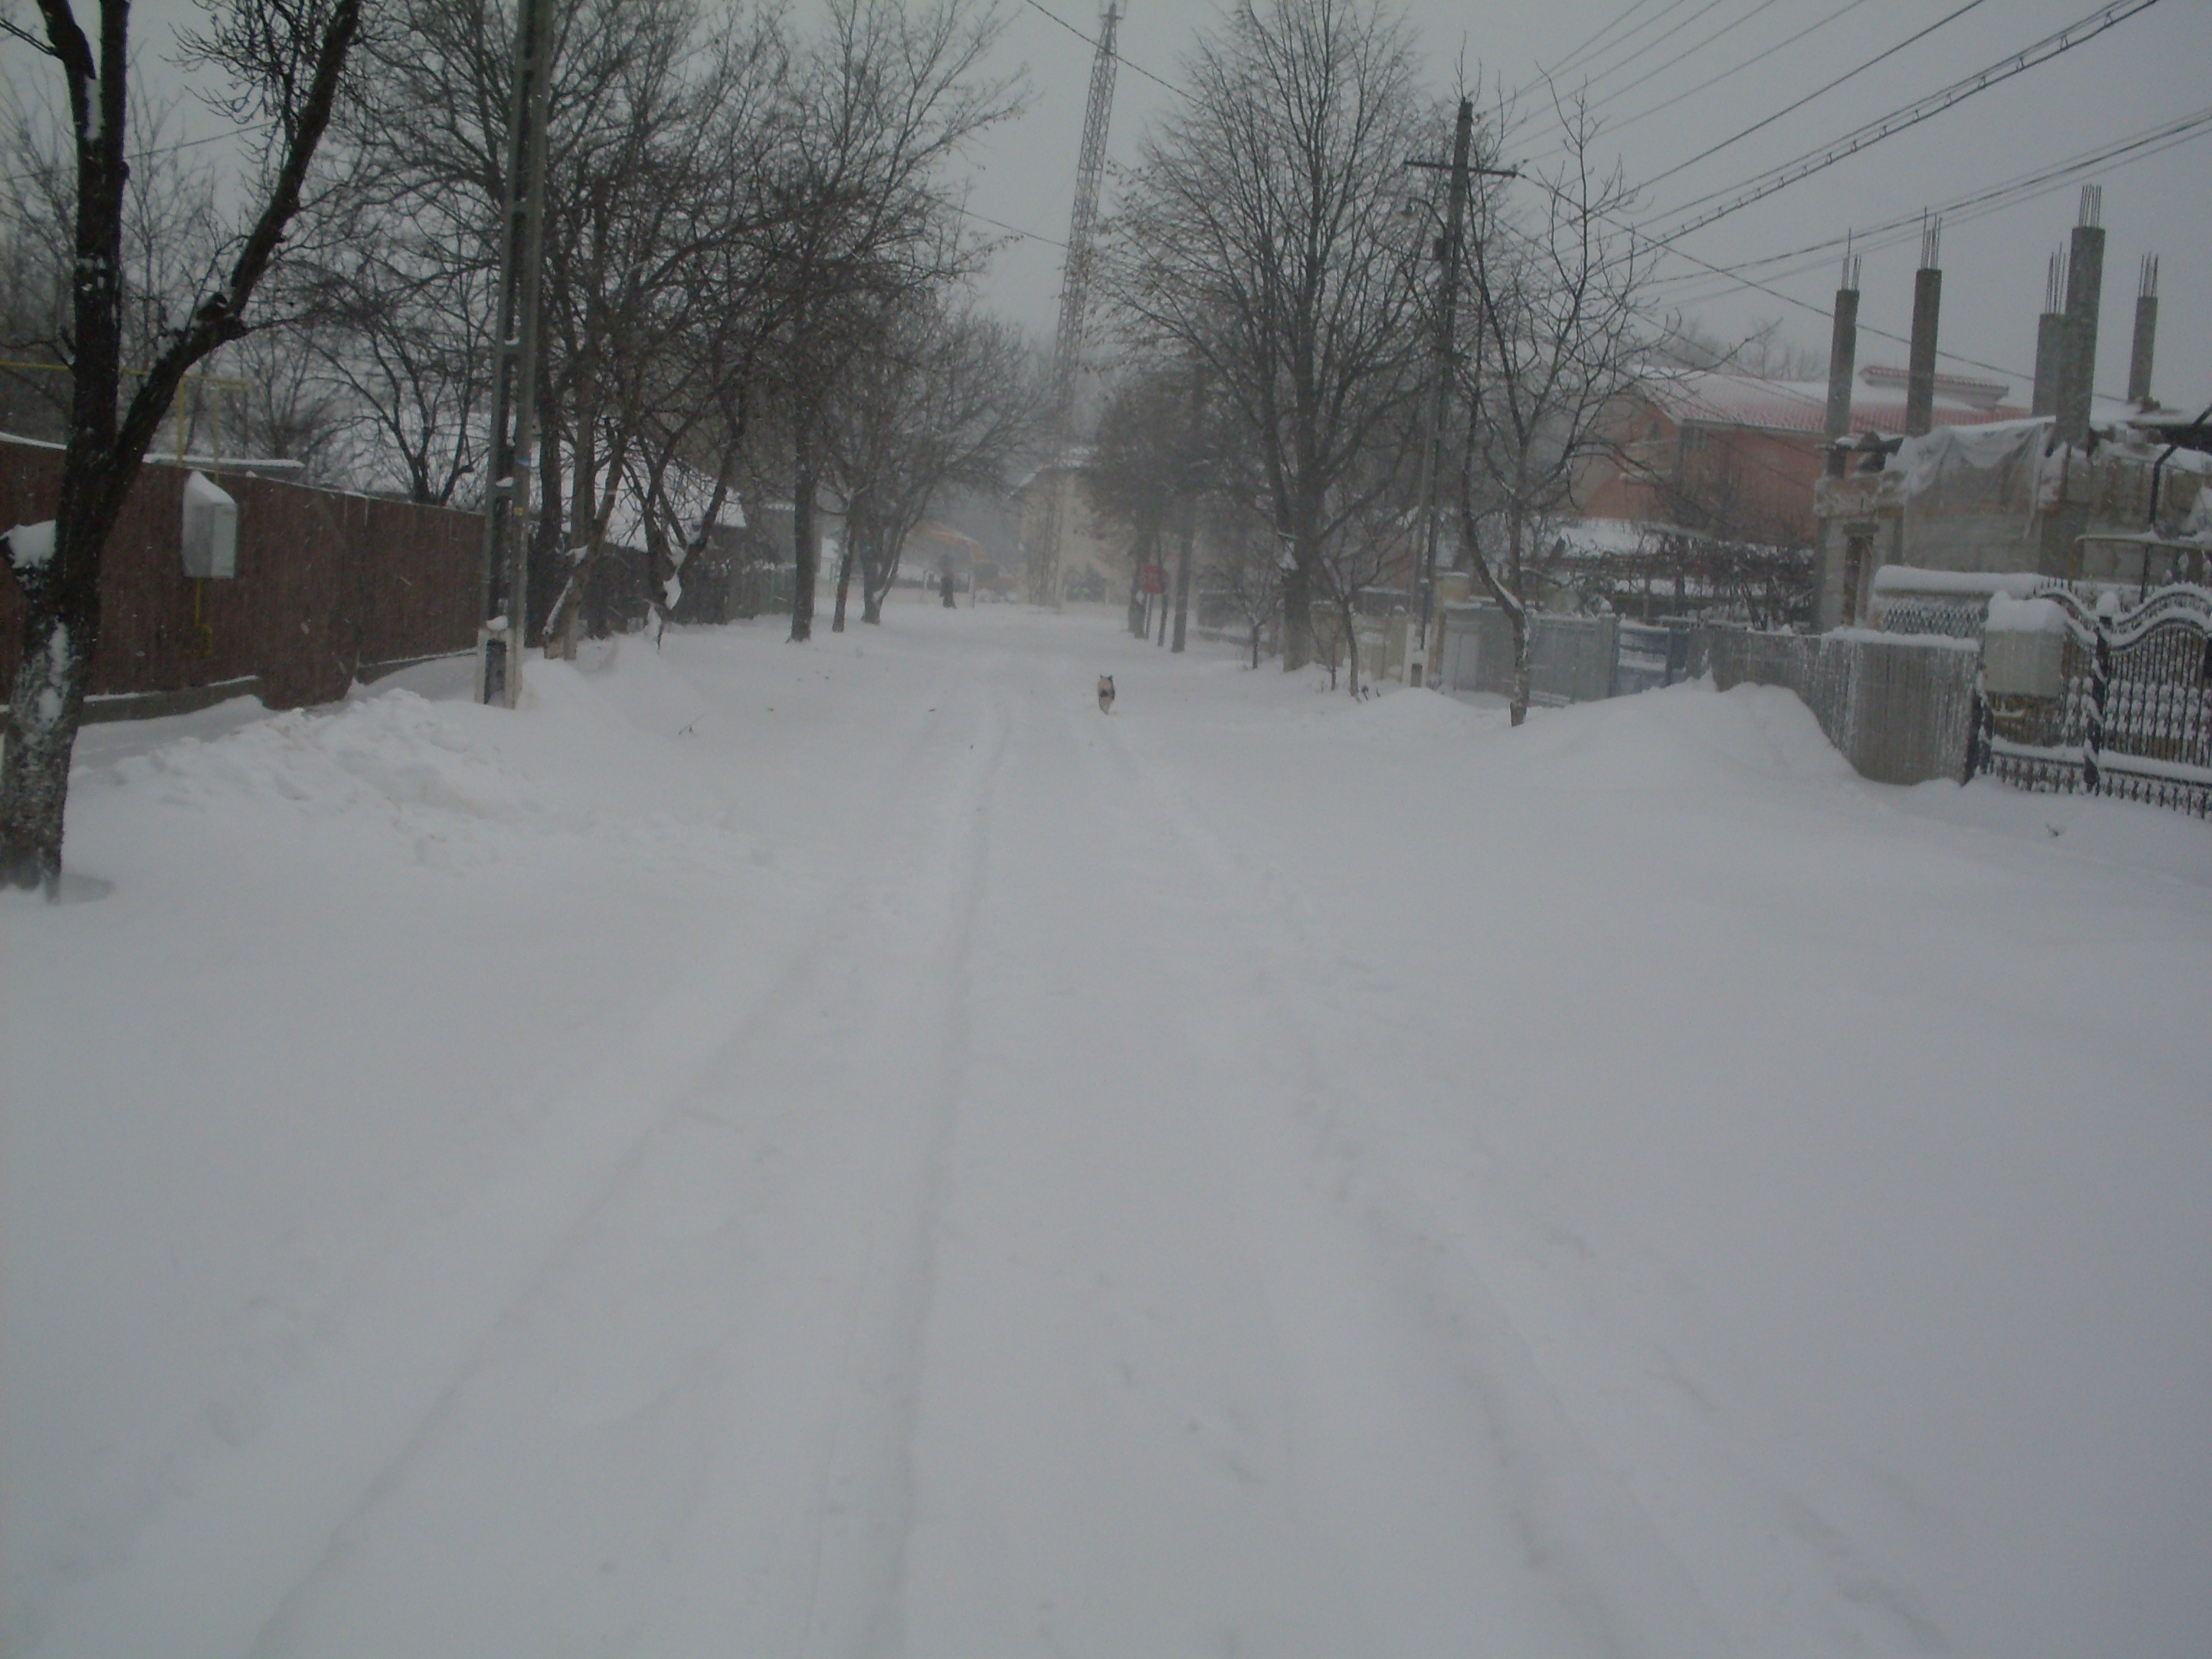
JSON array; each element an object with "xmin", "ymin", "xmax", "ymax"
[
  {"xmin": 1407, "ymin": 101, "xmax": 1514, "ymax": 684},
  {"xmin": 477, "ymin": 0, "xmax": 555, "ymax": 707}
]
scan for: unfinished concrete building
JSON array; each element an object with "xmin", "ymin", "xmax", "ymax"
[{"xmin": 1810, "ymin": 192, "xmax": 2210, "ymax": 631}]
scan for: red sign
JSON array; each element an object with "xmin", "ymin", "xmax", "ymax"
[{"xmin": 1138, "ymin": 564, "xmax": 1166, "ymax": 595}]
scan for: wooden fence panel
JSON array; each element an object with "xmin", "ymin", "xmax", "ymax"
[{"xmin": 1, "ymin": 438, "xmax": 480, "ymax": 712}]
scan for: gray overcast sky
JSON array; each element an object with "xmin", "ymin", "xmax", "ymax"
[
  {"xmin": 42, "ymin": 0, "xmax": 2212, "ymax": 414},
  {"xmin": 971, "ymin": 0, "xmax": 2212, "ymax": 412}
]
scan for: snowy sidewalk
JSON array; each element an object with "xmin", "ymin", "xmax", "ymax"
[{"xmin": 6, "ymin": 603, "xmax": 2209, "ymax": 1657}]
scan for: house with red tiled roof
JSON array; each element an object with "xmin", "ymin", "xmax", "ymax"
[{"xmin": 1580, "ymin": 367, "xmax": 2027, "ymax": 547}]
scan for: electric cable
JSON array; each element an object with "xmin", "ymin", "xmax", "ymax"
[
  {"xmin": 1635, "ymin": 0, "xmax": 1995, "ymax": 197},
  {"xmin": 1653, "ymin": 102, "xmax": 2212, "ymax": 303},
  {"xmin": 1018, "ymin": 0, "xmax": 1182, "ymax": 101},
  {"xmin": 1529, "ymin": 0, "xmax": 1674, "ymax": 89},
  {"xmin": 1574, "ymin": 0, "xmax": 1770, "ymax": 104},
  {"xmin": 1643, "ymin": 0, "xmax": 2163, "ymax": 239},
  {"xmin": 1604, "ymin": 0, "xmax": 1874, "ymax": 137}
]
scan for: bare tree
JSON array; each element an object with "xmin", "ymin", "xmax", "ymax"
[
  {"xmin": 762, "ymin": 0, "xmax": 1020, "ymax": 644},
  {"xmin": 534, "ymin": 1, "xmax": 790, "ymax": 649},
  {"xmin": 0, "ymin": 82, "xmax": 227, "ymax": 444},
  {"xmin": 1453, "ymin": 97, "xmax": 1644, "ymax": 726},
  {"xmin": 295, "ymin": 228, "xmax": 496, "ymax": 504},
  {"xmin": 1310, "ymin": 440, "xmax": 1417, "ymax": 695},
  {"xmin": 1083, "ymin": 363, "xmax": 1194, "ymax": 636},
  {"xmin": 217, "ymin": 323, "xmax": 358, "ymax": 480},
  {"xmin": 1107, "ymin": 0, "xmax": 1429, "ymax": 670},
  {"xmin": 1, "ymin": 0, "xmax": 364, "ymax": 890},
  {"xmin": 1651, "ymin": 314, "xmax": 1825, "ymax": 380},
  {"xmin": 1212, "ymin": 506, "xmax": 1286, "ymax": 669},
  {"xmin": 820, "ymin": 295, "xmax": 1035, "ymax": 629}
]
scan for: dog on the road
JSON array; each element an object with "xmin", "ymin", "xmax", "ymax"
[{"xmin": 1097, "ymin": 674, "xmax": 1115, "ymax": 714}]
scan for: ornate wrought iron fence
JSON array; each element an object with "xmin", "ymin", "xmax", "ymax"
[{"xmin": 1974, "ymin": 583, "xmax": 2212, "ymax": 816}]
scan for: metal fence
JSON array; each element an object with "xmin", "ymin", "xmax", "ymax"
[
  {"xmin": 1976, "ymin": 583, "xmax": 2212, "ymax": 816},
  {"xmin": 1437, "ymin": 604, "xmax": 1620, "ymax": 706},
  {"xmin": 1709, "ymin": 628, "xmax": 1981, "ymax": 786}
]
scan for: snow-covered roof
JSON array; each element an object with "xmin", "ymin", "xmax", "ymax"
[
  {"xmin": 1547, "ymin": 516, "xmax": 1800, "ymax": 560},
  {"xmin": 1553, "ymin": 517, "xmax": 1658, "ymax": 556},
  {"xmin": 1643, "ymin": 367, "xmax": 2028, "ymax": 437}
]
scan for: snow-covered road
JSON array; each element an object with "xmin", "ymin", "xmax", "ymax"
[{"xmin": 7, "ymin": 602, "xmax": 2209, "ymax": 1656}]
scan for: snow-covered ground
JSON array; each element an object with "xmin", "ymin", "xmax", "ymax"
[{"xmin": 6, "ymin": 600, "xmax": 2208, "ymax": 1658}]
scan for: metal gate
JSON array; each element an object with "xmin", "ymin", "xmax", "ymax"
[{"xmin": 1977, "ymin": 583, "xmax": 2212, "ymax": 817}]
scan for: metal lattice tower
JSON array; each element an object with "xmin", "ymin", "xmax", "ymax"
[{"xmin": 1028, "ymin": 3, "xmax": 1120, "ymax": 606}]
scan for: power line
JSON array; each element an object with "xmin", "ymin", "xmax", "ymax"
[
  {"xmin": 1654, "ymin": 102, "xmax": 2212, "ymax": 302},
  {"xmin": 1604, "ymin": 0, "xmax": 1875, "ymax": 138},
  {"xmin": 1018, "ymin": 0, "xmax": 1183, "ymax": 101},
  {"xmin": 1575, "ymin": 0, "xmax": 1765, "ymax": 104},
  {"xmin": 0, "ymin": 125, "xmax": 253, "ymax": 190},
  {"xmin": 1635, "ymin": 0, "xmax": 1995, "ymax": 198},
  {"xmin": 1538, "ymin": 0, "xmax": 1692, "ymax": 90},
  {"xmin": 1530, "ymin": 0, "xmax": 1666, "ymax": 88},
  {"xmin": 956, "ymin": 202, "xmax": 1068, "ymax": 250},
  {"xmin": 1645, "ymin": 0, "xmax": 2164, "ymax": 240},
  {"xmin": 1512, "ymin": 0, "xmax": 1825, "ymax": 173},
  {"xmin": 1513, "ymin": 167, "xmax": 2049, "ymax": 395}
]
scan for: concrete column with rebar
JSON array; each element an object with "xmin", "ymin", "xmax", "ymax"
[
  {"xmin": 2128, "ymin": 253, "xmax": 2159, "ymax": 407},
  {"xmin": 2031, "ymin": 250, "xmax": 2067, "ymax": 419},
  {"xmin": 1822, "ymin": 253, "xmax": 1861, "ymax": 479},
  {"xmin": 2057, "ymin": 186, "xmax": 2105, "ymax": 448},
  {"xmin": 1905, "ymin": 220, "xmax": 1941, "ymax": 439}
]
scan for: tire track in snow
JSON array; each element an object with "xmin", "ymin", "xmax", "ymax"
[
  {"xmin": 1064, "ymin": 696, "xmax": 1743, "ymax": 1658},
  {"xmin": 883, "ymin": 658, "xmax": 1396, "ymax": 1652},
  {"xmin": 792, "ymin": 676, "xmax": 1007, "ymax": 1658},
  {"xmin": 25, "ymin": 653, "xmax": 1007, "ymax": 1659},
  {"xmin": 238, "ymin": 667, "xmax": 1017, "ymax": 1658}
]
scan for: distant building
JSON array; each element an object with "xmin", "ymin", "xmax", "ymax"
[
  {"xmin": 1581, "ymin": 366, "xmax": 2026, "ymax": 547},
  {"xmin": 1016, "ymin": 452, "xmax": 1133, "ymax": 602},
  {"xmin": 1813, "ymin": 412, "xmax": 2210, "ymax": 631}
]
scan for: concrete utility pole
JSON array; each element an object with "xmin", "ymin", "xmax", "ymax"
[
  {"xmin": 476, "ymin": 0, "xmax": 555, "ymax": 708},
  {"xmin": 1028, "ymin": 3, "xmax": 1121, "ymax": 609},
  {"xmin": 1407, "ymin": 100, "xmax": 1514, "ymax": 684}
]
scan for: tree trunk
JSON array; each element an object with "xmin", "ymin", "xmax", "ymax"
[
  {"xmin": 527, "ymin": 394, "xmax": 565, "ymax": 644},
  {"xmin": 545, "ymin": 413, "xmax": 597, "ymax": 659},
  {"xmin": 831, "ymin": 535, "xmax": 853, "ymax": 631},
  {"xmin": 1249, "ymin": 621, "xmax": 1262, "ymax": 670},
  {"xmin": 861, "ymin": 549, "xmax": 886, "ymax": 623},
  {"xmin": 1506, "ymin": 509, "xmax": 1531, "ymax": 727},
  {"xmin": 1508, "ymin": 608, "xmax": 1532, "ymax": 726},
  {"xmin": 3, "ymin": 514, "xmax": 102, "ymax": 891},
  {"xmin": 1280, "ymin": 519, "xmax": 1319, "ymax": 670},
  {"xmin": 790, "ymin": 421, "xmax": 817, "ymax": 642},
  {"xmin": 1281, "ymin": 562, "xmax": 1310, "ymax": 669},
  {"xmin": 1, "ymin": 0, "xmax": 362, "ymax": 888},
  {"xmin": 1170, "ymin": 495, "xmax": 1195, "ymax": 653}
]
